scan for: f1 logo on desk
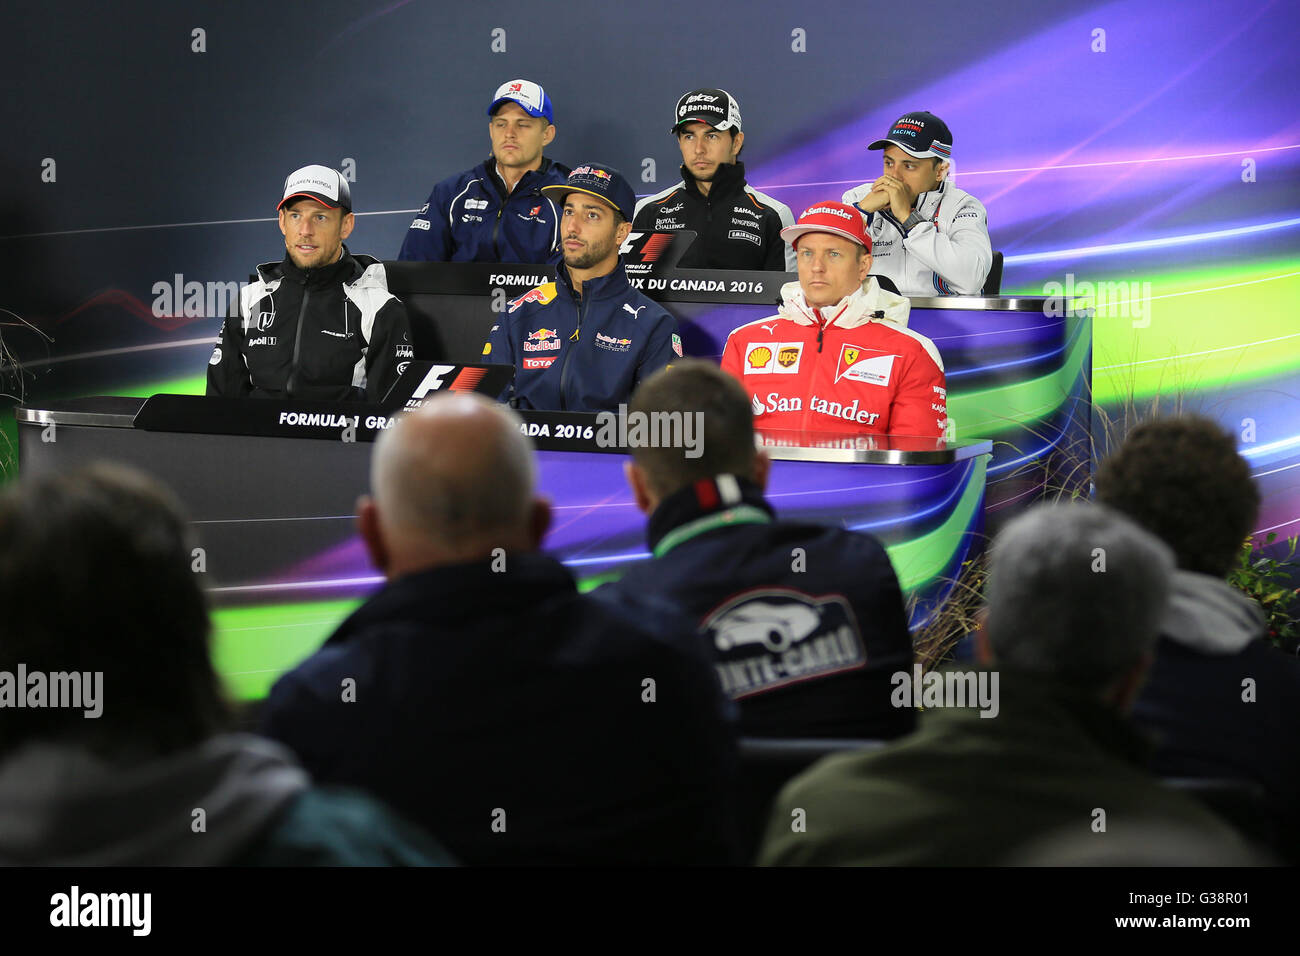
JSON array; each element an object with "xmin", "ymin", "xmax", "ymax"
[{"xmin": 383, "ymin": 361, "xmax": 514, "ymax": 409}]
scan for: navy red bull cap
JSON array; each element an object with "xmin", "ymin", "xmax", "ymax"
[
  {"xmin": 541, "ymin": 162, "xmax": 636, "ymax": 221},
  {"xmin": 868, "ymin": 111, "xmax": 953, "ymax": 160}
]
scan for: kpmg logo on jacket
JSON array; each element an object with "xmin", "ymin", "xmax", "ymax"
[{"xmin": 703, "ymin": 589, "xmax": 866, "ymax": 698}]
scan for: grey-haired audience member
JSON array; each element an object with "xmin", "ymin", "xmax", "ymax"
[
  {"xmin": 760, "ymin": 502, "xmax": 1253, "ymax": 866},
  {"xmin": 1097, "ymin": 414, "xmax": 1300, "ymax": 863},
  {"xmin": 0, "ymin": 463, "xmax": 451, "ymax": 865}
]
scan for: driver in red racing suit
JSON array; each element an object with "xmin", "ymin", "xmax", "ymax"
[{"xmin": 720, "ymin": 201, "xmax": 946, "ymax": 438}]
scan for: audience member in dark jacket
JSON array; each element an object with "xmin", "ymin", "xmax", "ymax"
[
  {"xmin": 262, "ymin": 393, "xmax": 739, "ymax": 865},
  {"xmin": 0, "ymin": 464, "xmax": 450, "ymax": 866},
  {"xmin": 1097, "ymin": 414, "xmax": 1300, "ymax": 863},
  {"xmin": 600, "ymin": 360, "xmax": 916, "ymax": 739}
]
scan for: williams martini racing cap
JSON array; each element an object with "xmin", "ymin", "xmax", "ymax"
[
  {"xmin": 488, "ymin": 78, "xmax": 555, "ymax": 124},
  {"xmin": 868, "ymin": 111, "xmax": 953, "ymax": 160},
  {"xmin": 670, "ymin": 88, "xmax": 742, "ymax": 134},
  {"xmin": 779, "ymin": 201, "xmax": 872, "ymax": 252},
  {"xmin": 278, "ymin": 165, "xmax": 351, "ymax": 211}
]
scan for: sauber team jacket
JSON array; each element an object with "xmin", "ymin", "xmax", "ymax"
[
  {"xmin": 397, "ymin": 156, "xmax": 570, "ymax": 264},
  {"xmin": 206, "ymin": 248, "xmax": 411, "ymax": 403},
  {"xmin": 720, "ymin": 278, "xmax": 947, "ymax": 438},
  {"xmin": 600, "ymin": 475, "xmax": 917, "ymax": 740},
  {"xmin": 485, "ymin": 260, "xmax": 680, "ymax": 412},
  {"xmin": 840, "ymin": 179, "xmax": 992, "ymax": 296},
  {"xmin": 633, "ymin": 161, "xmax": 797, "ymax": 272}
]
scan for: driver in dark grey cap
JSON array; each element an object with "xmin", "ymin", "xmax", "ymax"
[
  {"xmin": 842, "ymin": 112, "xmax": 992, "ymax": 296},
  {"xmin": 633, "ymin": 88, "xmax": 795, "ymax": 272}
]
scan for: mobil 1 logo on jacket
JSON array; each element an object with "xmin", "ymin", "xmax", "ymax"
[{"xmin": 702, "ymin": 588, "xmax": 866, "ymax": 698}]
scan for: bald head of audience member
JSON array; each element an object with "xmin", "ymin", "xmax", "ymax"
[
  {"xmin": 624, "ymin": 359, "xmax": 770, "ymax": 514},
  {"xmin": 358, "ymin": 394, "xmax": 551, "ymax": 578},
  {"xmin": 977, "ymin": 502, "xmax": 1176, "ymax": 712}
]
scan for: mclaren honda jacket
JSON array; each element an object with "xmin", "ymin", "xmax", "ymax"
[
  {"xmin": 840, "ymin": 179, "xmax": 992, "ymax": 296},
  {"xmin": 485, "ymin": 261, "xmax": 679, "ymax": 412},
  {"xmin": 600, "ymin": 475, "xmax": 916, "ymax": 739},
  {"xmin": 720, "ymin": 278, "xmax": 946, "ymax": 438},
  {"xmin": 206, "ymin": 248, "xmax": 411, "ymax": 403},
  {"xmin": 633, "ymin": 161, "xmax": 796, "ymax": 272},
  {"xmin": 397, "ymin": 157, "xmax": 570, "ymax": 264}
]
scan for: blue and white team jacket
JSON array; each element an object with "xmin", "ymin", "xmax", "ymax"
[{"xmin": 398, "ymin": 157, "xmax": 570, "ymax": 264}]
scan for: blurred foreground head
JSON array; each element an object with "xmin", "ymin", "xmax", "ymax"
[
  {"xmin": 1095, "ymin": 415, "xmax": 1259, "ymax": 578},
  {"xmin": 0, "ymin": 463, "xmax": 226, "ymax": 760},
  {"xmin": 983, "ymin": 502, "xmax": 1175, "ymax": 699}
]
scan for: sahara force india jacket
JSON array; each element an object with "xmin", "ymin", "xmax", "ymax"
[
  {"xmin": 206, "ymin": 248, "xmax": 411, "ymax": 403},
  {"xmin": 840, "ymin": 179, "xmax": 992, "ymax": 296},
  {"xmin": 398, "ymin": 157, "xmax": 570, "ymax": 264},
  {"xmin": 720, "ymin": 278, "xmax": 946, "ymax": 438},
  {"xmin": 485, "ymin": 261, "xmax": 680, "ymax": 412},
  {"xmin": 633, "ymin": 161, "xmax": 797, "ymax": 272}
]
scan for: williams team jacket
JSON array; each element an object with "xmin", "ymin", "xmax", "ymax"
[
  {"xmin": 206, "ymin": 248, "xmax": 411, "ymax": 403},
  {"xmin": 485, "ymin": 260, "xmax": 679, "ymax": 412},
  {"xmin": 398, "ymin": 156, "xmax": 570, "ymax": 264},
  {"xmin": 840, "ymin": 179, "xmax": 992, "ymax": 296},
  {"xmin": 721, "ymin": 278, "xmax": 946, "ymax": 438},
  {"xmin": 633, "ymin": 161, "xmax": 796, "ymax": 272},
  {"xmin": 600, "ymin": 475, "xmax": 917, "ymax": 740}
]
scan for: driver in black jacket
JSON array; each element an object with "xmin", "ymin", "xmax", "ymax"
[
  {"xmin": 207, "ymin": 165, "xmax": 411, "ymax": 402},
  {"xmin": 633, "ymin": 88, "xmax": 796, "ymax": 272}
]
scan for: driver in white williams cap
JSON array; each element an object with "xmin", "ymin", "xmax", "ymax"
[
  {"xmin": 842, "ymin": 112, "xmax": 992, "ymax": 296},
  {"xmin": 207, "ymin": 164, "xmax": 411, "ymax": 401}
]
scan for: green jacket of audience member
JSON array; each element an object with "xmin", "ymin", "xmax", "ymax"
[{"xmin": 758, "ymin": 668, "xmax": 1249, "ymax": 866}]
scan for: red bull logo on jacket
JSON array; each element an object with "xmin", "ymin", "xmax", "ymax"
[{"xmin": 507, "ymin": 282, "xmax": 558, "ymax": 314}]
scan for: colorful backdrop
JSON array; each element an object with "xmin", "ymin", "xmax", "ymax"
[{"xmin": 3, "ymin": 0, "xmax": 1297, "ymax": 537}]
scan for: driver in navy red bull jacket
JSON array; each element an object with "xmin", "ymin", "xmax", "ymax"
[
  {"xmin": 485, "ymin": 163, "xmax": 680, "ymax": 412},
  {"xmin": 397, "ymin": 79, "xmax": 570, "ymax": 264}
]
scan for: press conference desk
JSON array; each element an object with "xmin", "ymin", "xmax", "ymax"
[{"xmin": 16, "ymin": 395, "xmax": 991, "ymax": 701}]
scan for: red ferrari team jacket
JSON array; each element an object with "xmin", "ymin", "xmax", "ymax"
[{"xmin": 720, "ymin": 278, "xmax": 947, "ymax": 438}]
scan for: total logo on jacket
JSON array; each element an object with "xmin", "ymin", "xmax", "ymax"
[{"xmin": 721, "ymin": 278, "xmax": 947, "ymax": 438}]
